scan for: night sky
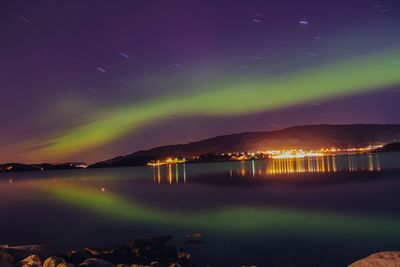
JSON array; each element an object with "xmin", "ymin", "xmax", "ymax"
[{"xmin": 1, "ymin": 0, "xmax": 400, "ymax": 163}]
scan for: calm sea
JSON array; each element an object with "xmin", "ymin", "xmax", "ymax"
[{"xmin": 1, "ymin": 152, "xmax": 400, "ymax": 266}]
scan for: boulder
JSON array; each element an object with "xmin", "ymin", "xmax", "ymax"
[
  {"xmin": 56, "ymin": 263, "xmax": 75, "ymax": 267},
  {"xmin": 20, "ymin": 254, "xmax": 41, "ymax": 267},
  {"xmin": 0, "ymin": 262, "xmax": 13, "ymax": 267},
  {"xmin": 64, "ymin": 250, "xmax": 92, "ymax": 264},
  {"xmin": 149, "ymin": 261, "xmax": 162, "ymax": 267},
  {"xmin": 140, "ymin": 244, "xmax": 177, "ymax": 263},
  {"xmin": 349, "ymin": 251, "xmax": 400, "ymax": 267},
  {"xmin": 177, "ymin": 252, "xmax": 191, "ymax": 260},
  {"xmin": 43, "ymin": 256, "xmax": 66, "ymax": 267},
  {"xmin": 183, "ymin": 233, "xmax": 204, "ymax": 246},
  {"xmin": 79, "ymin": 258, "xmax": 115, "ymax": 267},
  {"xmin": 84, "ymin": 249, "xmax": 102, "ymax": 258},
  {"xmin": 185, "ymin": 233, "xmax": 203, "ymax": 240},
  {"xmin": 5, "ymin": 245, "xmax": 47, "ymax": 262},
  {"xmin": 101, "ymin": 248, "xmax": 131, "ymax": 264},
  {"xmin": 0, "ymin": 251, "xmax": 14, "ymax": 264}
]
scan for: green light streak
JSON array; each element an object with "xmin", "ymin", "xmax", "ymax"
[
  {"xmin": 36, "ymin": 182, "xmax": 400, "ymax": 238},
  {"xmin": 34, "ymin": 49, "xmax": 400, "ymax": 159}
]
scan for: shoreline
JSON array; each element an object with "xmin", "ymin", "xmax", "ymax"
[{"xmin": 0, "ymin": 235, "xmax": 199, "ymax": 267}]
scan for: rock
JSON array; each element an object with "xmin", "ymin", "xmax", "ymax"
[
  {"xmin": 0, "ymin": 262, "xmax": 13, "ymax": 267},
  {"xmin": 64, "ymin": 250, "xmax": 92, "ymax": 265},
  {"xmin": 101, "ymin": 248, "xmax": 131, "ymax": 264},
  {"xmin": 140, "ymin": 243, "xmax": 177, "ymax": 263},
  {"xmin": 149, "ymin": 261, "xmax": 162, "ymax": 267},
  {"xmin": 168, "ymin": 263, "xmax": 181, "ymax": 267},
  {"xmin": 20, "ymin": 254, "xmax": 41, "ymax": 267},
  {"xmin": 8, "ymin": 245, "xmax": 44, "ymax": 253},
  {"xmin": 0, "ymin": 251, "xmax": 14, "ymax": 264},
  {"xmin": 79, "ymin": 258, "xmax": 115, "ymax": 267},
  {"xmin": 177, "ymin": 252, "xmax": 191, "ymax": 260},
  {"xmin": 4, "ymin": 245, "xmax": 47, "ymax": 263},
  {"xmin": 349, "ymin": 251, "xmax": 400, "ymax": 267},
  {"xmin": 184, "ymin": 233, "xmax": 204, "ymax": 246},
  {"xmin": 43, "ymin": 256, "xmax": 66, "ymax": 267},
  {"xmin": 84, "ymin": 248, "xmax": 102, "ymax": 257},
  {"xmin": 56, "ymin": 264, "xmax": 75, "ymax": 267},
  {"xmin": 185, "ymin": 233, "xmax": 203, "ymax": 240}
]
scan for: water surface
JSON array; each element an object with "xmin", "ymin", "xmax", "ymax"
[{"xmin": 1, "ymin": 152, "xmax": 400, "ymax": 266}]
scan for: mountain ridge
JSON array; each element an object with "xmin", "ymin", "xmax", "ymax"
[{"xmin": 90, "ymin": 124, "xmax": 400, "ymax": 168}]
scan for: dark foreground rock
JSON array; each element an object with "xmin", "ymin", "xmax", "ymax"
[
  {"xmin": 79, "ymin": 258, "xmax": 114, "ymax": 267},
  {"xmin": 0, "ymin": 237, "xmax": 193, "ymax": 267},
  {"xmin": 43, "ymin": 256, "xmax": 66, "ymax": 267},
  {"xmin": 349, "ymin": 251, "xmax": 400, "ymax": 267},
  {"xmin": 20, "ymin": 254, "xmax": 41, "ymax": 267}
]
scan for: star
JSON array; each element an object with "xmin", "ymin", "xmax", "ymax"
[
  {"xmin": 19, "ymin": 16, "xmax": 31, "ymax": 24},
  {"xmin": 119, "ymin": 79, "xmax": 129, "ymax": 85},
  {"xmin": 120, "ymin": 52, "xmax": 131, "ymax": 60},
  {"xmin": 307, "ymin": 52, "xmax": 320, "ymax": 57}
]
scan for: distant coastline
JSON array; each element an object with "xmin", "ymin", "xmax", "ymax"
[{"xmin": 2, "ymin": 124, "xmax": 400, "ymax": 173}]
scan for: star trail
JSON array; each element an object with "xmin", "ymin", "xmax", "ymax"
[{"xmin": 1, "ymin": 0, "xmax": 400, "ymax": 163}]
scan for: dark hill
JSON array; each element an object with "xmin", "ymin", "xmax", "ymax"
[
  {"xmin": 375, "ymin": 142, "xmax": 400, "ymax": 152},
  {"xmin": 90, "ymin": 124, "xmax": 400, "ymax": 168},
  {"xmin": 0, "ymin": 162, "xmax": 88, "ymax": 173}
]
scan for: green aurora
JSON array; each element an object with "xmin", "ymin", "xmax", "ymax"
[
  {"xmin": 35, "ymin": 181, "xmax": 400, "ymax": 238},
  {"xmin": 30, "ymin": 48, "xmax": 400, "ymax": 159}
]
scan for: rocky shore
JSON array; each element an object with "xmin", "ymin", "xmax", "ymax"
[
  {"xmin": 0, "ymin": 236, "xmax": 196, "ymax": 267},
  {"xmin": 348, "ymin": 251, "xmax": 400, "ymax": 267},
  {"xmin": 2, "ymin": 235, "xmax": 399, "ymax": 267}
]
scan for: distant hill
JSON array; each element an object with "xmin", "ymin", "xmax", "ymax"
[
  {"xmin": 0, "ymin": 162, "xmax": 88, "ymax": 173},
  {"xmin": 375, "ymin": 142, "xmax": 400, "ymax": 153},
  {"xmin": 90, "ymin": 124, "xmax": 400, "ymax": 168}
]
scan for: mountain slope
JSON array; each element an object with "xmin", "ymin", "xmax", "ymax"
[{"xmin": 90, "ymin": 124, "xmax": 400, "ymax": 168}]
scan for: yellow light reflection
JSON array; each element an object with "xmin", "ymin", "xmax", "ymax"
[
  {"xmin": 152, "ymin": 163, "xmax": 187, "ymax": 184},
  {"xmin": 262, "ymin": 155, "xmax": 381, "ymax": 176}
]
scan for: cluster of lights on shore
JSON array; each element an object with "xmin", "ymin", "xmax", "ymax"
[
  {"xmin": 147, "ymin": 145, "xmax": 384, "ymax": 166},
  {"xmin": 148, "ymin": 148, "xmax": 382, "ymax": 185}
]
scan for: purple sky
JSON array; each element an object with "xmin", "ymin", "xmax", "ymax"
[{"xmin": 1, "ymin": 0, "xmax": 400, "ymax": 163}]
